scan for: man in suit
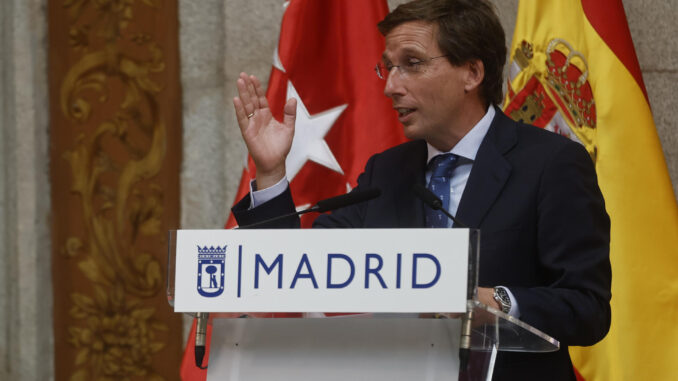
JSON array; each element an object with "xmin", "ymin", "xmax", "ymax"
[{"xmin": 231, "ymin": 0, "xmax": 611, "ymax": 379}]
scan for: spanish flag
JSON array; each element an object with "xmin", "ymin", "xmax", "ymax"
[{"xmin": 504, "ymin": 1, "xmax": 678, "ymax": 380}]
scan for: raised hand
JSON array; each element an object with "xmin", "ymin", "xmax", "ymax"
[{"xmin": 233, "ymin": 72, "xmax": 297, "ymax": 189}]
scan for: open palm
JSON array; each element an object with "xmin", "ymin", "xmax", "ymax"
[{"xmin": 233, "ymin": 72, "xmax": 297, "ymax": 189}]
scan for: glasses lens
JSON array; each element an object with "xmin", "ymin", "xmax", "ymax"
[{"xmin": 375, "ymin": 63, "xmax": 385, "ymax": 80}]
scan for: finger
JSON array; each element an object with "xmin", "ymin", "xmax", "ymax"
[
  {"xmin": 246, "ymin": 75, "xmax": 259, "ymax": 109},
  {"xmin": 283, "ymin": 98, "xmax": 297, "ymax": 130},
  {"xmin": 238, "ymin": 72, "xmax": 252, "ymax": 95},
  {"xmin": 239, "ymin": 71, "xmax": 251, "ymax": 84},
  {"xmin": 233, "ymin": 97, "xmax": 250, "ymax": 132},
  {"xmin": 251, "ymin": 75, "xmax": 269, "ymax": 109},
  {"xmin": 238, "ymin": 72, "xmax": 255, "ymax": 102},
  {"xmin": 236, "ymin": 77, "xmax": 255, "ymax": 116},
  {"xmin": 237, "ymin": 73, "xmax": 252, "ymax": 99}
]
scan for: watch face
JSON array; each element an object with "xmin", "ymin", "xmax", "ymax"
[{"xmin": 494, "ymin": 287, "xmax": 511, "ymax": 313}]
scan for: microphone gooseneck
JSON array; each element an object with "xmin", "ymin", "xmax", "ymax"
[
  {"xmin": 412, "ymin": 184, "xmax": 467, "ymax": 228},
  {"xmin": 314, "ymin": 187, "xmax": 381, "ymax": 213},
  {"xmin": 238, "ymin": 187, "xmax": 382, "ymax": 229}
]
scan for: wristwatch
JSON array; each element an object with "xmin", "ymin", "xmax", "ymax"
[{"xmin": 493, "ymin": 286, "xmax": 511, "ymax": 314}]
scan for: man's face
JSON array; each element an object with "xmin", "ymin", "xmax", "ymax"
[{"xmin": 381, "ymin": 21, "xmax": 473, "ymax": 150}]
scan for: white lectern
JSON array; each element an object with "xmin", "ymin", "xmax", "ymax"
[{"xmin": 167, "ymin": 229, "xmax": 558, "ymax": 380}]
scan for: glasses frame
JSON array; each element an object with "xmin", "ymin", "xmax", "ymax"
[{"xmin": 375, "ymin": 55, "xmax": 449, "ymax": 80}]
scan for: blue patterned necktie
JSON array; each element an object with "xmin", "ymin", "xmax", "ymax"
[{"xmin": 425, "ymin": 153, "xmax": 458, "ymax": 228}]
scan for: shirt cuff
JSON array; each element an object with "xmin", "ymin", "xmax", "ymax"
[
  {"xmin": 497, "ymin": 285, "xmax": 521, "ymax": 318},
  {"xmin": 250, "ymin": 177, "xmax": 289, "ymax": 209}
]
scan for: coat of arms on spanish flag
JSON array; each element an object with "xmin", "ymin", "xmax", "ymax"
[{"xmin": 504, "ymin": 1, "xmax": 678, "ymax": 380}]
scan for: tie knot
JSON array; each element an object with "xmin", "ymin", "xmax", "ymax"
[{"xmin": 429, "ymin": 153, "xmax": 457, "ymax": 178}]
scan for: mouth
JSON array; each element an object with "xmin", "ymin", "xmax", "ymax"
[{"xmin": 395, "ymin": 107, "xmax": 416, "ymax": 122}]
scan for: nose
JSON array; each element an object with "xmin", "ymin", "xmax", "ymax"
[{"xmin": 383, "ymin": 67, "xmax": 405, "ymax": 99}]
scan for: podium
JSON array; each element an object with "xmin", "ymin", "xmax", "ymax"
[{"xmin": 168, "ymin": 229, "xmax": 559, "ymax": 380}]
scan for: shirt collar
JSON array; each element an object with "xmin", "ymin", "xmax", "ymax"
[{"xmin": 427, "ymin": 105, "xmax": 495, "ymax": 164}]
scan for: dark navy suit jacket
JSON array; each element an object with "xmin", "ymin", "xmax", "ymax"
[{"xmin": 233, "ymin": 109, "xmax": 612, "ymax": 380}]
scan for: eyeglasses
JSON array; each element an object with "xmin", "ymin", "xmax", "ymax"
[{"xmin": 375, "ymin": 55, "xmax": 449, "ymax": 80}]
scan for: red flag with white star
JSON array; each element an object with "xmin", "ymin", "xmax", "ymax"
[
  {"xmin": 181, "ymin": 1, "xmax": 404, "ymax": 379},
  {"xmin": 226, "ymin": 0, "xmax": 405, "ymax": 228}
]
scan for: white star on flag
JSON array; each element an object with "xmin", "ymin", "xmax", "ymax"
[{"xmin": 284, "ymin": 80, "xmax": 348, "ymax": 180}]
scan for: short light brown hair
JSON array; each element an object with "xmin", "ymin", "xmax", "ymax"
[{"xmin": 378, "ymin": 0, "xmax": 506, "ymax": 106}]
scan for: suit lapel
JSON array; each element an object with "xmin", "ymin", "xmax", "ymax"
[
  {"xmin": 394, "ymin": 140, "xmax": 428, "ymax": 228},
  {"xmin": 456, "ymin": 109, "xmax": 517, "ymax": 228}
]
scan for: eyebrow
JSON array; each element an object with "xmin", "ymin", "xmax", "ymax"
[{"xmin": 382, "ymin": 46, "xmax": 427, "ymax": 62}]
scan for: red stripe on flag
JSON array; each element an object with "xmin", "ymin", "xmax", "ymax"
[
  {"xmin": 574, "ymin": 365, "xmax": 587, "ymax": 381},
  {"xmin": 581, "ymin": 0, "xmax": 648, "ymax": 102}
]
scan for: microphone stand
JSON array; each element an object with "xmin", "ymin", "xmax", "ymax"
[{"xmin": 412, "ymin": 184, "xmax": 471, "ymax": 370}]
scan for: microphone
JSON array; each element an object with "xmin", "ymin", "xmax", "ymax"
[
  {"xmin": 195, "ymin": 312, "xmax": 208, "ymax": 369},
  {"xmin": 412, "ymin": 183, "xmax": 471, "ymax": 369},
  {"xmin": 238, "ymin": 187, "xmax": 382, "ymax": 229},
  {"xmin": 412, "ymin": 184, "xmax": 467, "ymax": 228},
  {"xmin": 194, "ymin": 188, "xmax": 382, "ymax": 366}
]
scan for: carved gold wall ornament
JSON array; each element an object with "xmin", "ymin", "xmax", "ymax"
[{"xmin": 50, "ymin": 0, "xmax": 182, "ymax": 379}]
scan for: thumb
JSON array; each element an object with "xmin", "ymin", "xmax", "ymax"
[{"xmin": 283, "ymin": 98, "xmax": 297, "ymax": 130}]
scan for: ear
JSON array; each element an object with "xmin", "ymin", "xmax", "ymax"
[{"xmin": 463, "ymin": 59, "xmax": 484, "ymax": 92}]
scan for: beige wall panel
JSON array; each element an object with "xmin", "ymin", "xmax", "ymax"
[{"xmin": 623, "ymin": 0, "xmax": 678, "ymax": 197}]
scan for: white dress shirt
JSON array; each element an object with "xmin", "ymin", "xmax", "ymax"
[{"xmin": 424, "ymin": 105, "xmax": 495, "ymax": 225}]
